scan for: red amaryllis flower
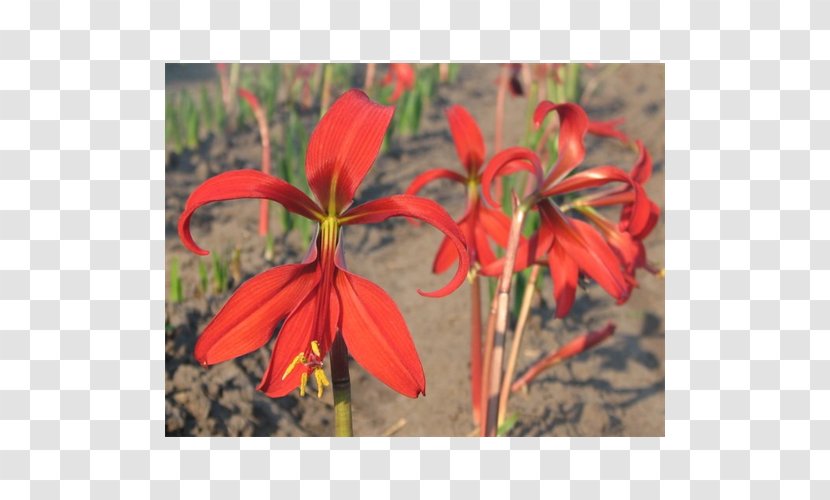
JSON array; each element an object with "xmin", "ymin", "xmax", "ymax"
[
  {"xmin": 178, "ymin": 90, "xmax": 469, "ymax": 398},
  {"xmin": 480, "ymin": 101, "xmax": 656, "ymax": 317},
  {"xmin": 405, "ymin": 105, "xmax": 511, "ymax": 272},
  {"xmin": 381, "ymin": 63, "xmax": 415, "ymax": 102}
]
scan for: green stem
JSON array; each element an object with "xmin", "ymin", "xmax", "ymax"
[
  {"xmin": 320, "ymin": 64, "xmax": 334, "ymax": 118},
  {"xmin": 330, "ymin": 333, "xmax": 353, "ymax": 437}
]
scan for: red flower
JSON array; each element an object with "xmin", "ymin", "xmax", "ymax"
[
  {"xmin": 178, "ymin": 90, "xmax": 470, "ymax": 398},
  {"xmin": 480, "ymin": 102, "xmax": 657, "ymax": 318},
  {"xmin": 381, "ymin": 63, "xmax": 415, "ymax": 102},
  {"xmin": 405, "ymin": 105, "xmax": 511, "ymax": 272}
]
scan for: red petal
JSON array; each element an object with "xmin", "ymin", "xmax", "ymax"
[
  {"xmin": 433, "ymin": 210, "xmax": 471, "ymax": 274},
  {"xmin": 432, "ymin": 235, "xmax": 458, "ymax": 274},
  {"xmin": 540, "ymin": 202, "xmax": 629, "ymax": 302},
  {"xmin": 335, "ymin": 268, "xmax": 425, "ymax": 398},
  {"xmin": 178, "ymin": 170, "xmax": 323, "ymax": 256},
  {"xmin": 548, "ymin": 242, "xmax": 578, "ymax": 318},
  {"xmin": 305, "ymin": 89, "xmax": 394, "ymax": 214},
  {"xmin": 622, "ymin": 197, "xmax": 660, "ymax": 240},
  {"xmin": 534, "ymin": 101, "xmax": 589, "ymax": 185},
  {"xmin": 340, "ymin": 195, "xmax": 470, "ymax": 298},
  {"xmin": 405, "ymin": 168, "xmax": 467, "ymax": 197},
  {"xmin": 542, "ymin": 165, "xmax": 632, "ymax": 198},
  {"xmin": 257, "ymin": 285, "xmax": 341, "ymax": 397},
  {"xmin": 476, "ymin": 203, "xmax": 511, "ymax": 248},
  {"xmin": 479, "ymin": 221, "xmax": 553, "ymax": 277},
  {"xmin": 473, "ymin": 224, "xmax": 499, "ymax": 268},
  {"xmin": 630, "ymin": 140, "xmax": 653, "ymax": 184},
  {"xmin": 194, "ymin": 263, "xmax": 319, "ymax": 366},
  {"xmin": 446, "ymin": 105, "xmax": 486, "ymax": 174},
  {"xmin": 480, "ymin": 147, "xmax": 544, "ymax": 209},
  {"xmin": 587, "ymin": 118, "xmax": 630, "ymax": 144}
]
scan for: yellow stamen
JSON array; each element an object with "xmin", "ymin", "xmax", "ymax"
[
  {"xmin": 311, "ymin": 340, "xmax": 321, "ymax": 357},
  {"xmin": 299, "ymin": 372, "xmax": 308, "ymax": 397},
  {"xmin": 282, "ymin": 351, "xmax": 306, "ymax": 380},
  {"xmin": 314, "ymin": 367, "xmax": 330, "ymax": 399}
]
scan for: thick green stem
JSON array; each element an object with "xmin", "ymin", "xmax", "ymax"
[{"xmin": 330, "ymin": 333, "xmax": 353, "ymax": 437}]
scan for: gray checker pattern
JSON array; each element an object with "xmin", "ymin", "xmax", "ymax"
[{"xmin": 1, "ymin": 0, "xmax": 829, "ymax": 498}]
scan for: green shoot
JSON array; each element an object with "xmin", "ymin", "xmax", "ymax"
[
  {"xmin": 169, "ymin": 257, "xmax": 183, "ymax": 303},
  {"xmin": 198, "ymin": 260, "xmax": 209, "ymax": 297},
  {"xmin": 211, "ymin": 251, "xmax": 229, "ymax": 294}
]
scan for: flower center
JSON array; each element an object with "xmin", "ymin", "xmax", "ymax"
[{"xmin": 282, "ymin": 340, "xmax": 331, "ymax": 398}]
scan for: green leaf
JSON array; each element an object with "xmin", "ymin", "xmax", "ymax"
[
  {"xmin": 496, "ymin": 413, "xmax": 519, "ymax": 436},
  {"xmin": 169, "ymin": 257, "xmax": 183, "ymax": 303},
  {"xmin": 198, "ymin": 260, "xmax": 208, "ymax": 296}
]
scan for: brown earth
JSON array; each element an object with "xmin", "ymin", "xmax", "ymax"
[{"xmin": 165, "ymin": 64, "xmax": 665, "ymax": 437}]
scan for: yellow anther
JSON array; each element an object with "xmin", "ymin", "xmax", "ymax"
[
  {"xmin": 313, "ymin": 367, "xmax": 330, "ymax": 399},
  {"xmin": 299, "ymin": 372, "xmax": 308, "ymax": 397},
  {"xmin": 311, "ymin": 340, "xmax": 321, "ymax": 357},
  {"xmin": 282, "ymin": 351, "xmax": 306, "ymax": 380}
]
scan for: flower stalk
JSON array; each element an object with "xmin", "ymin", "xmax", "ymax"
[
  {"xmin": 330, "ymin": 333, "xmax": 353, "ymax": 437},
  {"xmin": 497, "ymin": 263, "xmax": 540, "ymax": 427},
  {"xmin": 470, "ymin": 272, "xmax": 483, "ymax": 425},
  {"xmin": 483, "ymin": 196, "xmax": 527, "ymax": 436}
]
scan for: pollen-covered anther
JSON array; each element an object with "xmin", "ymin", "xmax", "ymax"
[
  {"xmin": 313, "ymin": 367, "xmax": 330, "ymax": 398},
  {"xmin": 282, "ymin": 341, "xmax": 329, "ymax": 398},
  {"xmin": 282, "ymin": 351, "xmax": 307, "ymax": 380}
]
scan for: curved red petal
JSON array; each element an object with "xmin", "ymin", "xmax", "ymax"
[
  {"xmin": 587, "ymin": 118, "xmax": 630, "ymax": 144},
  {"xmin": 548, "ymin": 242, "xmax": 578, "ymax": 318},
  {"xmin": 446, "ymin": 105, "xmax": 486, "ymax": 174},
  {"xmin": 433, "ymin": 210, "xmax": 470, "ymax": 274},
  {"xmin": 335, "ymin": 268, "xmax": 425, "ymax": 398},
  {"xmin": 340, "ymin": 195, "xmax": 470, "ymax": 298},
  {"xmin": 195, "ymin": 263, "xmax": 319, "ymax": 366},
  {"xmin": 432, "ymin": 235, "xmax": 458, "ymax": 274},
  {"xmin": 630, "ymin": 140, "xmax": 653, "ymax": 184},
  {"xmin": 534, "ymin": 101, "xmax": 589, "ymax": 185},
  {"xmin": 178, "ymin": 170, "xmax": 323, "ymax": 256},
  {"xmin": 540, "ymin": 203, "xmax": 629, "ymax": 302},
  {"xmin": 542, "ymin": 165, "xmax": 632, "ymax": 198},
  {"xmin": 305, "ymin": 89, "xmax": 394, "ymax": 213},
  {"xmin": 257, "ymin": 285, "xmax": 340, "ymax": 398},
  {"xmin": 404, "ymin": 168, "xmax": 467, "ymax": 197},
  {"xmin": 480, "ymin": 147, "xmax": 544, "ymax": 209},
  {"xmin": 622, "ymin": 197, "xmax": 660, "ymax": 240}
]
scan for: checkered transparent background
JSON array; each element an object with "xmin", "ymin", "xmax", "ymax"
[{"xmin": 1, "ymin": 0, "xmax": 828, "ymax": 498}]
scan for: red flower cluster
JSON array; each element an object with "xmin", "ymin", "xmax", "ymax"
[{"xmin": 474, "ymin": 101, "xmax": 659, "ymax": 318}]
